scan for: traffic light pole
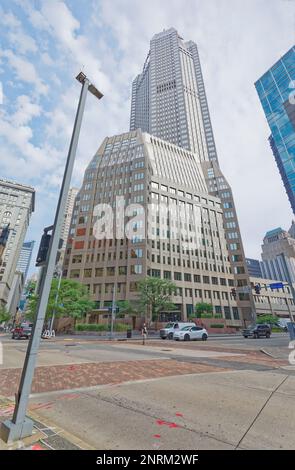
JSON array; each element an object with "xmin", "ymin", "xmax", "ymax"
[
  {"xmin": 280, "ymin": 253, "xmax": 295, "ymax": 322},
  {"xmin": 0, "ymin": 77, "xmax": 90, "ymax": 443},
  {"xmin": 110, "ymin": 283, "xmax": 117, "ymax": 339}
]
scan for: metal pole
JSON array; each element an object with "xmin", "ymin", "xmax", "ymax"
[
  {"xmin": 49, "ymin": 268, "xmax": 62, "ymax": 334},
  {"xmin": 0, "ymin": 78, "xmax": 90, "ymax": 443},
  {"xmin": 110, "ymin": 283, "xmax": 116, "ymax": 339},
  {"xmin": 280, "ymin": 253, "xmax": 295, "ymax": 322}
]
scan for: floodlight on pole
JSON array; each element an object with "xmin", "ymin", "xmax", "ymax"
[{"xmin": 0, "ymin": 72, "xmax": 103, "ymax": 443}]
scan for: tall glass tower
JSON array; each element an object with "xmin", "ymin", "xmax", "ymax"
[
  {"xmin": 255, "ymin": 46, "xmax": 295, "ymax": 213},
  {"xmin": 130, "ymin": 28, "xmax": 256, "ymax": 323}
]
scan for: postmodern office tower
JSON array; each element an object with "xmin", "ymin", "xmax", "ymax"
[
  {"xmin": 130, "ymin": 28, "xmax": 255, "ymax": 322},
  {"xmin": 59, "ymin": 187, "xmax": 79, "ymax": 266},
  {"xmin": 64, "ymin": 130, "xmax": 240, "ymax": 323},
  {"xmin": 261, "ymin": 224, "xmax": 295, "ymax": 284},
  {"xmin": 16, "ymin": 240, "xmax": 35, "ymax": 282},
  {"xmin": 0, "ymin": 179, "xmax": 35, "ymax": 310},
  {"xmin": 255, "ymin": 46, "xmax": 295, "ymax": 214}
]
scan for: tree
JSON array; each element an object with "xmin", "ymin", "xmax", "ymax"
[
  {"xmin": 256, "ymin": 314, "xmax": 279, "ymax": 325},
  {"xmin": 138, "ymin": 277, "xmax": 176, "ymax": 323},
  {"xmin": 195, "ymin": 302, "xmax": 213, "ymax": 318},
  {"xmin": 116, "ymin": 300, "xmax": 140, "ymax": 318},
  {"xmin": 27, "ymin": 279, "xmax": 95, "ymax": 326},
  {"xmin": 0, "ymin": 305, "xmax": 10, "ymax": 324}
]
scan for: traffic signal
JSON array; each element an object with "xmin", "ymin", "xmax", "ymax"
[
  {"xmin": 36, "ymin": 233, "xmax": 51, "ymax": 267},
  {"xmin": 254, "ymin": 284, "xmax": 261, "ymax": 294},
  {"xmin": 231, "ymin": 288, "xmax": 237, "ymax": 298}
]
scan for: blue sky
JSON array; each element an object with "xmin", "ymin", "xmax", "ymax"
[{"xmin": 0, "ymin": 0, "xmax": 294, "ymax": 276}]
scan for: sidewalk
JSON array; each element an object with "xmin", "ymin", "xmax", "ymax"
[{"xmin": 0, "ymin": 397, "xmax": 93, "ymax": 450}]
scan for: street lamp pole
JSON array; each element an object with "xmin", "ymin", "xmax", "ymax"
[
  {"xmin": 49, "ymin": 266, "xmax": 63, "ymax": 334},
  {"xmin": 0, "ymin": 72, "xmax": 103, "ymax": 443}
]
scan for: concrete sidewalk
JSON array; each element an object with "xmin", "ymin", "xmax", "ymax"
[
  {"xmin": 8, "ymin": 369, "xmax": 294, "ymax": 450},
  {"xmin": 0, "ymin": 397, "xmax": 93, "ymax": 450}
]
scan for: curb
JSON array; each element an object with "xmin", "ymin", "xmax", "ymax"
[
  {"xmin": 260, "ymin": 348, "xmax": 276, "ymax": 359},
  {"xmin": 0, "ymin": 396, "xmax": 94, "ymax": 450}
]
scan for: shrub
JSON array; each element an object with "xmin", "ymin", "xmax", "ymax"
[
  {"xmin": 213, "ymin": 314, "xmax": 223, "ymax": 319},
  {"xmin": 210, "ymin": 324, "xmax": 224, "ymax": 328},
  {"xmin": 200, "ymin": 313, "xmax": 213, "ymax": 318},
  {"xmin": 76, "ymin": 324, "xmax": 106, "ymax": 331},
  {"xmin": 75, "ymin": 323, "xmax": 129, "ymax": 332}
]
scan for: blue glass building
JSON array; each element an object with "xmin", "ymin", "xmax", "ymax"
[{"xmin": 255, "ymin": 46, "xmax": 295, "ymax": 213}]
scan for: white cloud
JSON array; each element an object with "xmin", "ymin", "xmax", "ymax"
[
  {"xmin": 7, "ymin": 30, "xmax": 38, "ymax": 54},
  {"xmin": 10, "ymin": 95, "xmax": 41, "ymax": 126},
  {"xmin": 41, "ymin": 52, "xmax": 54, "ymax": 66},
  {"xmin": 0, "ymin": 49, "xmax": 48, "ymax": 96}
]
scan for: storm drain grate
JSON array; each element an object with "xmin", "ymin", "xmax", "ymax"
[{"xmin": 40, "ymin": 435, "xmax": 81, "ymax": 450}]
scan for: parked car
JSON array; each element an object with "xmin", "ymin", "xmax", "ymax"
[
  {"xmin": 11, "ymin": 323, "xmax": 33, "ymax": 340},
  {"xmin": 274, "ymin": 319, "xmax": 290, "ymax": 332},
  {"xmin": 160, "ymin": 322, "xmax": 196, "ymax": 340},
  {"xmin": 242, "ymin": 324, "xmax": 271, "ymax": 339},
  {"xmin": 174, "ymin": 325, "xmax": 208, "ymax": 341}
]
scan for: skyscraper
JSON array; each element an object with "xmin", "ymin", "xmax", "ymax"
[
  {"xmin": 130, "ymin": 28, "xmax": 255, "ymax": 322},
  {"xmin": 59, "ymin": 187, "xmax": 79, "ymax": 265},
  {"xmin": 255, "ymin": 46, "xmax": 295, "ymax": 213},
  {"xmin": 245, "ymin": 258, "xmax": 263, "ymax": 278},
  {"xmin": 0, "ymin": 179, "xmax": 35, "ymax": 312},
  {"xmin": 16, "ymin": 240, "xmax": 35, "ymax": 282},
  {"xmin": 261, "ymin": 222, "xmax": 295, "ymax": 285}
]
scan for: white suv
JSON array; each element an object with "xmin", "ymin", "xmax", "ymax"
[
  {"xmin": 160, "ymin": 322, "xmax": 196, "ymax": 340},
  {"xmin": 174, "ymin": 325, "xmax": 208, "ymax": 341}
]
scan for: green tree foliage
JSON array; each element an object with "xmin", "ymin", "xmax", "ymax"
[
  {"xmin": 116, "ymin": 300, "xmax": 141, "ymax": 318},
  {"xmin": 138, "ymin": 277, "xmax": 176, "ymax": 322},
  {"xmin": 256, "ymin": 314, "xmax": 279, "ymax": 325},
  {"xmin": 0, "ymin": 305, "xmax": 10, "ymax": 324},
  {"xmin": 27, "ymin": 279, "xmax": 95, "ymax": 323},
  {"xmin": 195, "ymin": 302, "xmax": 213, "ymax": 318}
]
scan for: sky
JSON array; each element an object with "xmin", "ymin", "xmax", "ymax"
[{"xmin": 0, "ymin": 0, "xmax": 294, "ymax": 276}]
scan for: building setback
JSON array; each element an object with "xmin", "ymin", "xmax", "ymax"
[
  {"xmin": 255, "ymin": 46, "xmax": 295, "ymax": 213},
  {"xmin": 0, "ymin": 179, "xmax": 35, "ymax": 312},
  {"xmin": 130, "ymin": 27, "xmax": 255, "ymax": 322},
  {"xmin": 64, "ymin": 130, "xmax": 240, "ymax": 324}
]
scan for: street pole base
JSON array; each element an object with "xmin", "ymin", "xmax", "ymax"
[{"xmin": 0, "ymin": 417, "xmax": 34, "ymax": 443}]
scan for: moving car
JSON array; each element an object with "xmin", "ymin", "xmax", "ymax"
[
  {"xmin": 275, "ymin": 319, "xmax": 290, "ymax": 332},
  {"xmin": 11, "ymin": 323, "xmax": 33, "ymax": 340},
  {"xmin": 242, "ymin": 323, "xmax": 271, "ymax": 339},
  {"xmin": 174, "ymin": 325, "xmax": 208, "ymax": 341},
  {"xmin": 160, "ymin": 322, "xmax": 196, "ymax": 340}
]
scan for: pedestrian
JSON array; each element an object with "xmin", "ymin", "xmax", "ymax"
[{"xmin": 141, "ymin": 323, "xmax": 148, "ymax": 345}]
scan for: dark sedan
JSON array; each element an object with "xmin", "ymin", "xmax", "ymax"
[{"xmin": 242, "ymin": 324, "xmax": 271, "ymax": 339}]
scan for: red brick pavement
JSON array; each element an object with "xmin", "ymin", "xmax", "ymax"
[
  {"xmin": 130, "ymin": 341, "xmax": 288, "ymax": 367},
  {"xmin": 0, "ymin": 360, "xmax": 228, "ymax": 397}
]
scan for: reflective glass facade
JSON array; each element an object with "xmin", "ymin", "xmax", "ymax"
[{"xmin": 255, "ymin": 46, "xmax": 295, "ymax": 213}]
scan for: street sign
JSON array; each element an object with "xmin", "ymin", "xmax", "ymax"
[
  {"xmin": 240, "ymin": 286, "xmax": 251, "ymax": 293},
  {"xmin": 269, "ymin": 282, "xmax": 284, "ymax": 290}
]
